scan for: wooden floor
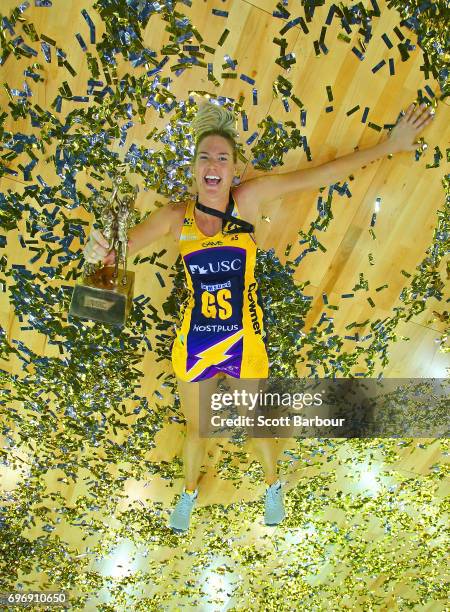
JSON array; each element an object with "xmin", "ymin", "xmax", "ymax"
[{"xmin": 0, "ymin": 0, "xmax": 448, "ymax": 609}]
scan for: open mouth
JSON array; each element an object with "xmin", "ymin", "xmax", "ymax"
[{"xmin": 204, "ymin": 175, "xmax": 221, "ymax": 185}]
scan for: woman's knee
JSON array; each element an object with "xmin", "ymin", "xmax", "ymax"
[{"xmin": 185, "ymin": 419, "xmax": 203, "ymax": 439}]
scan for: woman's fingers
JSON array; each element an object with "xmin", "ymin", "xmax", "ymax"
[
  {"xmin": 91, "ymin": 228, "xmax": 110, "ymax": 249},
  {"xmin": 411, "ymin": 103, "xmax": 431, "ymax": 125},
  {"xmin": 412, "ymin": 106, "xmax": 434, "ymax": 130},
  {"xmin": 404, "ymin": 102, "xmax": 416, "ymax": 120},
  {"xmin": 84, "ymin": 229, "xmax": 111, "ymax": 263},
  {"xmin": 417, "ymin": 112, "xmax": 434, "ymax": 129},
  {"xmin": 103, "ymin": 249, "xmax": 116, "ymax": 265}
]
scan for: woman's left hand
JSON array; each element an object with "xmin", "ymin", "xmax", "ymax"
[{"xmin": 387, "ymin": 102, "xmax": 435, "ymax": 153}]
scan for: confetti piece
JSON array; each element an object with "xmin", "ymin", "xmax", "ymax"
[
  {"xmin": 240, "ymin": 73, "xmax": 255, "ymax": 85},
  {"xmin": 212, "ymin": 9, "xmax": 228, "ymax": 18},
  {"xmin": 217, "ymin": 29, "xmax": 229, "ymax": 46},
  {"xmin": 81, "ymin": 9, "xmax": 96, "ymax": 44},
  {"xmin": 389, "ymin": 57, "xmax": 395, "ymax": 75},
  {"xmin": 372, "ymin": 59, "xmax": 386, "ymax": 73},
  {"xmin": 346, "ymin": 104, "xmax": 360, "ymax": 116},
  {"xmin": 351, "ymin": 46, "xmax": 364, "ymax": 60},
  {"xmin": 393, "ymin": 25, "xmax": 404, "ymax": 40},
  {"xmin": 221, "ymin": 56, "xmax": 235, "ymax": 72},
  {"xmin": 273, "ymin": 3, "xmax": 290, "ymax": 20},
  {"xmin": 381, "ymin": 33, "xmax": 393, "ymax": 48},
  {"xmin": 279, "ymin": 17, "xmax": 303, "ymax": 36},
  {"xmin": 75, "ymin": 33, "xmax": 87, "ymax": 52}
]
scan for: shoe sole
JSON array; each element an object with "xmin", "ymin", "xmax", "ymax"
[{"xmin": 265, "ymin": 513, "xmax": 286, "ymax": 526}]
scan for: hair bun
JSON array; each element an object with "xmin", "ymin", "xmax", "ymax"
[{"xmin": 192, "ymin": 100, "xmax": 238, "ymax": 141}]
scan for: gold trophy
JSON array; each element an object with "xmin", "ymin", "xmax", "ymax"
[{"xmin": 69, "ymin": 179, "xmax": 138, "ymax": 326}]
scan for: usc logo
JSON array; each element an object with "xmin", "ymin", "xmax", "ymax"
[{"xmin": 201, "ymin": 289, "xmax": 232, "ymax": 320}]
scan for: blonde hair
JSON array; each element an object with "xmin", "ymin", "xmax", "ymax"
[{"xmin": 192, "ymin": 101, "xmax": 238, "ymax": 162}]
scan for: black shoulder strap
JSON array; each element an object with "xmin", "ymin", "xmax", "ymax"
[{"xmin": 195, "ymin": 193, "xmax": 254, "ymax": 234}]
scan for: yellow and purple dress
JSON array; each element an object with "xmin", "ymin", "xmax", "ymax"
[{"xmin": 171, "ymin": 192, "xmax": 269, "ymax": 382}]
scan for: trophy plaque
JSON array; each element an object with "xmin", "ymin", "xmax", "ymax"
[{"xmin": 69, "ymin": 180, "xmax": 138, "ymax": 326}]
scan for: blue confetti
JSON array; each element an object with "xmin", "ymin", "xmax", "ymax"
[
  {"xmin": 21, "ymin": 42, "xmax": 38, "ymax": 57},
  {"xmin": 2, "ymin": 17, "xmax": 15, "ymax": 36},
  {"xmin": 273, "ymin": 5, "xmax": 289, "ymax": 19},
  {"xmin": 119, "ymin": 121, "xmax": 134, "ymax": 146},
  {"xmin": 224, "ymin": 55, "xmax": 237, "ymax": 70},
  {"xmin": 325, "ymin": 5, "xmax": 338, "ymax": 25},
  {"xmin": 246, "ymin": 132, "xmax": 258, "ymax": 146},
  {"xmin": 81, "ymin": 9, "xmax": 96, "ymax": 44},
  {"xmin": 212, "ymin": 9, "xmax": 228, "ymax": 17},
  {"xmin": 75, "ymin": 33, "xmax": 87, "ymax": 52},
  {"xmin": 361, "ymin": 106, "xmax": 369, "ymax": 123},
  {"xmin": 252, "ymin": 88, "xmax": 257, "ymax": 105},
  {"xmin": 240, "ymin": 73, "xmax": 255, "ymax": 85},
  {"xmin": 389, "ymin": 57, "xmax": 395, "ymax": 75},
  {"xmin": 381, "ymin": 33, "xmax": 393, "ymax": 49},
  {"xmin": 351, "ymin": 47, "xmax": 364, "ymax": 60},
  {"xmin": 370, "ymin": 0, "xmax": 381, "ymax": 16},
  {"xmin": 35, "ymin": 0, "xmax": 52, "ymax": 6},
  {"xmin": 280, "ymin": 17, "xmax": 302, "ymax": 35},
  {"xmin": 40, "ymin": 41, "xmax": 51, "ymax": 62},
  {"xmin": 146, "ymin": 56, "xmax": 168, "ymax": 77},
  {"xmin": 372, "ymin": 59, "xmax": 386, "ymax": 73}
]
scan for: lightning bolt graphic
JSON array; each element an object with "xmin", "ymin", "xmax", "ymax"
[{"xmin": 186, "ymin": 329, "xmax": 244, "ymax": 381}]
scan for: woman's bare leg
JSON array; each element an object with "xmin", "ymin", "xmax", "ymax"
[
  {"xmin": 226, "ymin": 376, "xmax": 282, "ymax": 486},
  {"xmin": 176, "ymin": 375, "xmax": 220, "ymax": 491}
]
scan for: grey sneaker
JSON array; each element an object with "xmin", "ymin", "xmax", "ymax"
[
  {"xmin": 264, "ymin": 480, "xmax": 286, "ymax": 526},
  {"xmin": 169, "ymin": 488, "xmax": 198, "ymax": 533}
]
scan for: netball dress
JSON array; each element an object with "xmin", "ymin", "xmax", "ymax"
[{"xmin": 171, "ymin": 193, "xmax": 269, "ymax": 382}]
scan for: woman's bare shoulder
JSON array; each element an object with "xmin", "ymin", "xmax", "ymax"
[
  {"xmin": 231, "ymin": 184, "xmax": 258, "ymax": 226},
  {"xmin": 167, "ymin": 199, "xmax": 190, "ymax": 239}
]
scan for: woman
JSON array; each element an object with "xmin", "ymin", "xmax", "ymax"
[{"xmin": 84, "ymin": 101, "xmax": 435, "ymax": 532}]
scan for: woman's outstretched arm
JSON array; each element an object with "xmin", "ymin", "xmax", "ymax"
[
  {"xmin": 84, "ymin": 204, "xmax": 180, "ymax": 265},
  {"xmin": 236, "ymin": 102, "xmax": 435, "ymax": 208}
]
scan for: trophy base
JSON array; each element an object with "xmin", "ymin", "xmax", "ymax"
[{"xmin": 69, "ymin": 266, "xmax": 135, "ymax": 326}]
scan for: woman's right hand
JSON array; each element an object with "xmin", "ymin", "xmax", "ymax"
[{"xmin": 83, "ymin": 228, "xmax": 116, "ymax": 265}]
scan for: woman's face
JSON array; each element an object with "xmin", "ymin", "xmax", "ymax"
[{"xmin": 193, "ymin": 134, "xmax": 236, "ymax": 200}]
